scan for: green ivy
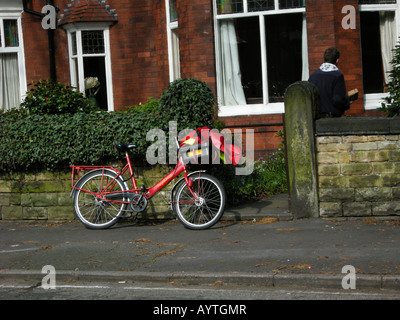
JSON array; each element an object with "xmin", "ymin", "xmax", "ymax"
[
  {"xmin": 158, "ymin": 78, "xmax": 216, "ymax": 131},
  {"xmin": 0, "ymin": 78, "xmax": 219, "ymax": 174},
  {"xmin": 0, "ymin": 110, "xmax": 167, "ymax": 173}
]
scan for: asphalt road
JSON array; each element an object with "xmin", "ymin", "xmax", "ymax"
[
  {"xmin": 1, "ymin": 217, "xmax": 400, "ymax": 302},
  {"xmin": 1, "ymin": 278, "xmax": 400, "ymax": 300}
]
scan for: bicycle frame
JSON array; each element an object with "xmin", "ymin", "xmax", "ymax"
[{"xmin": 70, "ymin": 152, "xmax": 197, "ymax": 205}]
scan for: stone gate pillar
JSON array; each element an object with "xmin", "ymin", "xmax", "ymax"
[{"xmin": 284, "ymin": 81, "xmax": 321, "ymax": 218}]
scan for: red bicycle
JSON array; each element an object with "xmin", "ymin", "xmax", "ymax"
[{"xmin": 69, "ymin": 128, "xmax": 237, "ymax": 230}]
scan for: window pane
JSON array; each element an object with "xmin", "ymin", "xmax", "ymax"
[
  {"xmin": 82, "ymin": 31, "xmax": 105, "ymax": 54},
  {"xmin": 71, "ymin": 32, "xmax": 77, "ymax": 56},
  {"xmin": 248, "ymin": 0, "xmax": 275, "ymax": 12},
  {"xmin": 279, "ymin": 0, "xmax": 305, "ymax": 9},
  {"xmin": 361, "ymin": 12, "xmax": 383, "ymax": 93},
  {"xmin": 236, "ymin": 17, "xmax": 262, "ymax": 104},
  {"xmin": 84, "ymin": 56, "xmax": 107, "ymax": 110},
  {"xmin": 170, "ymin": 0, "xmax": 178, "ymax": 22},
  {"xmin": 0, "ymin": 53, "xmax": 20, "ymax": 111},
  {"xmin": 4, "ymin": 20, "xmax": 19, "ymax": 47},
  {"xmin": 265, "ymin": 13, "xmax": 303, "ymax": 102},
  {"xmin": 71, "ymin": 57, "xmax": 79, "ymax": 89},
  {"xmin": 359, "ymin": 0, "xmax": 396, "ymax": 4},
  {"xmin": 217, "ymin": 0, "xmax": 244, "ymax": 14},
  {"xmin": 360, "ymin": 11, "xmax": 395, "ymax": 93},
  {"xmin": 171, "ymin": 28, "xmax": 181, "ymax": 80},
  {"xmin": 218, "ymin": 17, "xmax": 261, "ymax": 105}
]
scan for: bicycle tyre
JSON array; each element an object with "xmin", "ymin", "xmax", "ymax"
[
  {"xmin": 73, "ymin": 169, "xmax": 128, "ymax": 229},
  {"xmin": 173, "ymin": 173, "xmax": 226, "ymax": 230}
]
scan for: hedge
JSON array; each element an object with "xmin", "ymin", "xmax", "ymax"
[
  {"xmin": 0, "ymin": 110, "xmax": 168, "ymax": 173},
  {"xmin": 0, "ymin": 78, "xmax": 218, "ymax": 174}
]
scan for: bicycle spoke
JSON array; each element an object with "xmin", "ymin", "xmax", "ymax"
[
  {"xmin": 174, "ymin": 174, "xmax": 225, "ymax": 229},
  {"xmin": 73, "ymin": 170, "xmax": 127, "ymax": 229}
]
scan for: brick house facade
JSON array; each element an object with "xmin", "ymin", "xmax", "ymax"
[{"xmin": 1, "ymin": 0, "xmax": 399, "ymax": 157}]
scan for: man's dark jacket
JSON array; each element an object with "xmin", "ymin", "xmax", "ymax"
[{"xmin": 308, "ymin": 67, "xmax": 350, "ymax": 116}]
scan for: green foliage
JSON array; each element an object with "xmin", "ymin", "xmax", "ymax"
[
  {"xmin": 210, "ymin": 149, "xmax": 287, "ymax": 205},
  {"xmin": 158, "ymin": 78, "xmax": 216, "ymax": 131},
  {"xmin": 240, "ymin": 152, "xmax": 287, "ymax": 198},
  {"xmin": 20, "ymin": 79, "xmax": 97, "ymax": 114},
  {"xmin": 121, "ymin": 97, "xmax": 160, "ymax": 113},
  {"xmin": 380, "ymin": 41, "xmax": 400, "ymax": 117},
  {"xmin": 0, "ymin": 109, "xmax": 166, "ymax": 173},
  {"xmin": 0, "ymin": 78, "xmax": 221, "ymax": 174}
]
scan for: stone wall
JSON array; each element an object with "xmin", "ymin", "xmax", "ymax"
[
  {"xmin": 284, "ymin": 82, "xmax": 400, "ymax": 219},
  {"xmin": 316, "ymin": 118, "xmax": 400, "ymax": 218},
  {"xmin": 0, "ymin": 166, "xmax": 176, "ymax": 221}
]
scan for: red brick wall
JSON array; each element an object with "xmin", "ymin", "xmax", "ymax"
[
  {"xmin": 108, "ymin": 0, "xmax": 169, "ymax": 108},
  {"xmin": 222, "ymin": 114, "xmax": 284, "ymax": 159},
  {"xmin": 177, "ymin": 0, "xmax": 216, "ymax": 96},
  {"xmin": 306, "ymin": 0, "xmax": 336, "ymax": 73},
  {"xmin": 22, "ymin": 0, "xmax": 69, "ymax": 85},
  {"xmin": 22, "ymin": 0, "xmax": 169, "ymax": 109}
]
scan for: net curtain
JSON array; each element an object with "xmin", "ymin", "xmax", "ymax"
[{"xmin": 0, "ymin": 53, "xmax": 20, "ymax": 111}]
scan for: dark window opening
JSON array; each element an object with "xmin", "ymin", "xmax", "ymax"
[
  {"xmin": 236, "ymin": 17, "xmax": 262, "ymax": 104},
  {"xmin": 360, "ymin": 11, "xmax": 385, "ymax": 94},
  {"xmin": 265, "ymin": 13, "xmax": 303, "ymax": 102},
  {"xmin": 83, "ymin": 57, "xmax": 108, "ymax": 110}
]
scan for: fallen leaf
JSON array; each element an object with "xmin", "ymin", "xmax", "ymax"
[
  {"xmin": 276, "ymin": 228, "xmax": 299, "ymax": 232},
  {"xmin": 39, "ymin": 245, "xmax": 53, "ymax": 250}
]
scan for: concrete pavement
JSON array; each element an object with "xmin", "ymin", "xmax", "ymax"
[{"xmin": 1, "ymin": 193, "xmax": 400, "ymax": 293}]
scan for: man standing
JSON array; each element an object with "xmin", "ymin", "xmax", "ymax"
[{"xmin": 308, "ymin": 47, "xmax": 350, "ymax": 117}]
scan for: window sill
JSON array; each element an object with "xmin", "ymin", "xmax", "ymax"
[
  {"xmin": 218, "ymin": 102, "xmax": 284, "ymax": 117},
  {"xmin": 364, "ymin": 93, "xmax": 388, "ymax": 111}
]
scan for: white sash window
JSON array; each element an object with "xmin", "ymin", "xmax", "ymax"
[
  {"xmin": 0, "ymin": 7, "xmax": 27, "ymax": 112},
  {"xmin": 359, "ymin": 0, "xmax": 400, "ymax": 110},
  {"xmin": 214, "ymin": 0, "xmax": 308, "ymax": 116},
  {"xmin": 166, "ymin": 0, "xmax": 181, "ymax": 82},
  {"xmin": 65, "ymin": 23, "xmax": 114, "ymax": 111}
]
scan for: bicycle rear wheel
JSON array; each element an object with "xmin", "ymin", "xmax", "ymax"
[
  {"xmin": 73, "ymin": 169, "xmax": 128, "ymax": 229},
  {"xmin": 173, "ymin": 173, "xmax": 226, "ymax": 230}
]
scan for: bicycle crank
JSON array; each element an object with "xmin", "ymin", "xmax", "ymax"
[{"xmin": 130, "ymin": 194, "xmax": 148, "ymax": 213}]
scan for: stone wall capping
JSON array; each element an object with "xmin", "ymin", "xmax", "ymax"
[{"xmin": 316, "ymin": 117, "xmax": 400, "ymax": 136}]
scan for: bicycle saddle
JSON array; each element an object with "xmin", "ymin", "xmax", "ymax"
[{"xmin": 115, "ymin": 143, "xmax": 137, "ymax": 152}]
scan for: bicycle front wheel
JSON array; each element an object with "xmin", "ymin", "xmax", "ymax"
[
  {"xmin": 73, "ymin": 169, "xmax": 128, "ymax": 229},
  {"xmin": 173, "ymin": 173, "xmax": 226, "ymax": 230}
]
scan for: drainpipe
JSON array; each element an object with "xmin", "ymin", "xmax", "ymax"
[{"xmin": 22, "ymin": 0, "xmax": 57, "ymax": 81}]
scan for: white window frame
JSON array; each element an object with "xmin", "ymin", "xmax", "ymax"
[
  {"xmin": 64, "ymin": 22, "xmax": 114, "ymax": 111},
  {"xmin": 0, "ymin": 10, "xmax": 27, "ymax": 106},
  {"xmin": 213, "ymin": 0, "xmax": 306, "ymax": 116},
  {"xmin": 165, "ymin": 0, "xmax": 181, "ymax": 82},
  {"xmin": 359, "ymin": 1, "xmax": 400, "ymax": 110}
]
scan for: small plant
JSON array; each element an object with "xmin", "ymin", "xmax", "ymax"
[
  {"xmin": 122, "ymin": 97, "xmax": 160, "ymax": 113},
  {"xmin": 21, "ymin": 79, "xmax": 98, "ymax": 115},
  {"xmin": 380, "ymin": 40, "xmax": 400, "ymax": 117},
  {"xmin": 158, "ymin": 78, "xmax": 217, "ymax": 131}
]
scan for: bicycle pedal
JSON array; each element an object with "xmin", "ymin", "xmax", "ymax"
[{"xmin": 120, "ymin": 211, "xmax": 132, "ymax": 219}]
